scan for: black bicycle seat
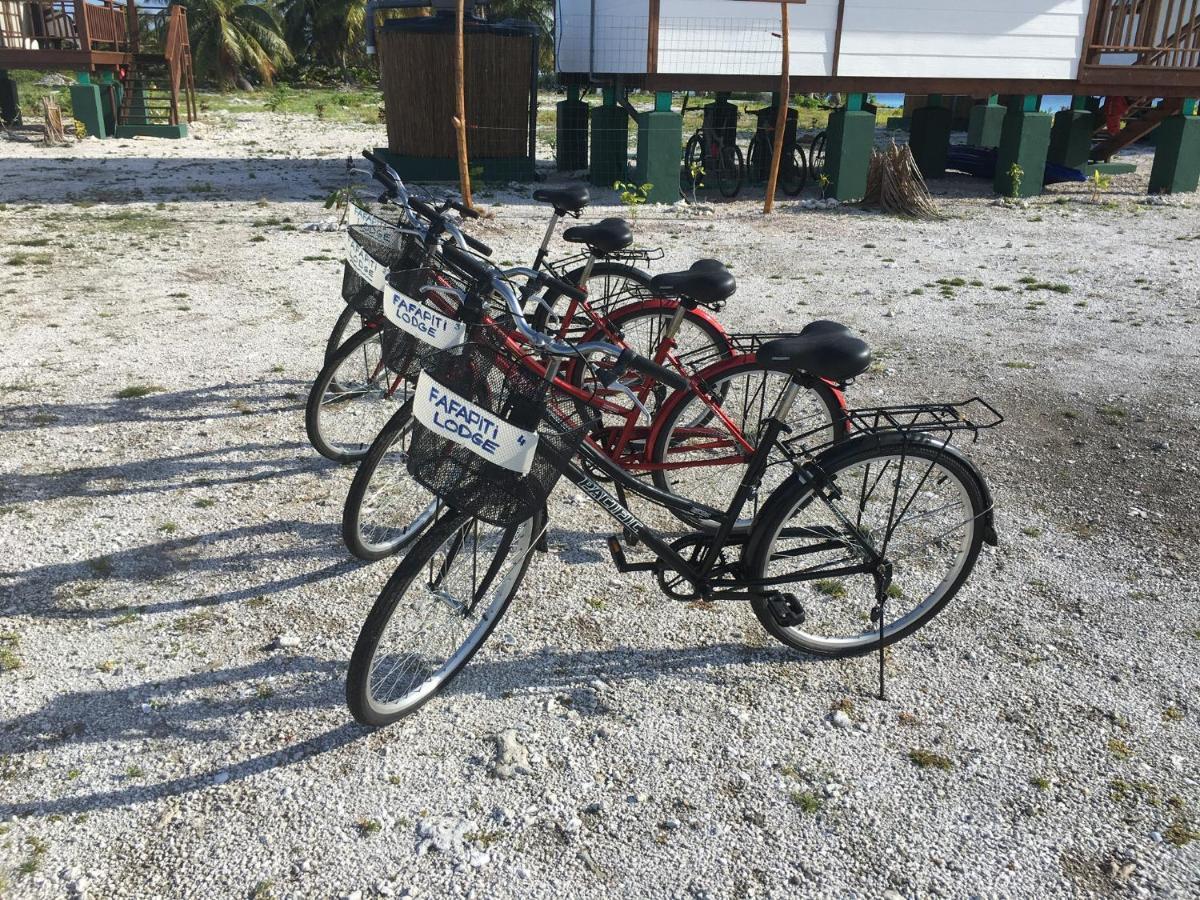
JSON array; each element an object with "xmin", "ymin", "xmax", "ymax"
[
  {"xmin": 532, "ymin": 183, "xmax": 590, "ymax": 216},
  {"xmin": 562, "ymin": 217, "xmax": 633, "ymax": 254},
  {"xmin": 757, "ymin": 330, "xmax": 871, "ymax": 382},
  {"xmin": 649, "ymin": 259, "xmax": 736, "ymax": 307}
]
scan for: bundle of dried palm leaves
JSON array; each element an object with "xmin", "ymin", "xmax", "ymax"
[
  {"xmin": 41, "ymin": 97, "xmax": 65, "ymax": 146},
  {"xmin": 862, "ymin": 141, "xmax": 941, "ymax": 219}
]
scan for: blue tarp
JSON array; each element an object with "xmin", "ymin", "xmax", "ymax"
[{"xmin": 946, "ymin": 145, "xmax": 1086, "ymax": 184}]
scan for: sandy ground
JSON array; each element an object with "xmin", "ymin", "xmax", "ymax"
[{"xmin": 1, "ymin": 111, "xmax": 1199, "ymax": 899}]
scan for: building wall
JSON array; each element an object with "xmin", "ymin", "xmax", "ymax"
[
  {"xmin": 838, "ymin": 0, "xmax": 1089, "ymax": 81},
  {"xmin": 555, "ymin": 0, "xmax": 1091, "ymax": 82}
]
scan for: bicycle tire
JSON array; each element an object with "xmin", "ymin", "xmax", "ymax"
[
  {"xmin": 341, "ymin": 399, "xmax": 443, "ymax": 561},
  {"xmin": 324, "ymin": 304, "xmax": 362, "ymax": 367},
  {"xmin": 528, "ymin": 261, "xmax": 653, "ymax": 348},
  {"xmin": 305, "ymin": 326, "xmax": 408, "ymax": 464},
  {"xmin": 747, "ymin": 434, "xmax": 987, "ymax": 658},
  {"xmin": 648, "ymin": 358, "xmax": 843, "ymax": 528},
  {"xmin": 808, "ymin": 131, "xmax": 827, "ymax": 181},
  {"xmin": 781, "ymin": 145, "xmax": 809, "ymax": 197},
  {"xmin": 717, "ymin": 144, "xmax": 744, "ymax": 199},
  {"xmin": 346, "ymin": 508, "xmax": 542, "ymax": 725}
]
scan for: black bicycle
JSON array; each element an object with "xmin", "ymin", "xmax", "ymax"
[
  {"xmin": 746, "ymin": 105, "xmax": 807, "ymax": 196},
  {"xmin": 345, "ymin": 246, "xmax": 1002, "ymax": 725},
  {"xmin": 683, "ymin": 101, "xmax": 744, "ymax": 199}
]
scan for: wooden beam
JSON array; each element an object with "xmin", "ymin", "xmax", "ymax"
[
  {"xmin": 453, "ymin": 0, "xmax": 473, "ymax": 209},
  {"xmin": 647, "ymin": 0, "xmax": 660, "ymax": 76},
  {"xmin": 764, "ymin": 2, "xmax": 790, "ymax": 214},
  {"xmin": 831, "ymin": 0, "xmax": 847, "ymax": 77}
]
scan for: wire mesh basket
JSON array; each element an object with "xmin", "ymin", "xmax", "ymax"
[
  {"xmin": 342, "ymin": 225, "xmax": 423, "ymax": 315},
  {"xmin": 378, "ymin": 266, "xmax": 473, "ymax": 379},
  {"xmin": 406, "ymin": 342, "xmax": 597, "ymax": 527}
]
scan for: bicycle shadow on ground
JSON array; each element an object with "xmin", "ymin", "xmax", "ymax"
[
  {"xmin": 454, "ymin": 641, "xmax": 800, "ymax": 707},
  {"xmin": 0, "ymin": 655, "xmax": 364, "ymax": 820},
  {"xmin": 1, "ymin": 438, "xmax": 324, "ymax": 506},
  {"xmin": 1, "ymin": 518, "xmax": 361, "ymax": 622},
  {"xmin": 0, "ymin": 378, "xmax": 308, "ymax": 434}
]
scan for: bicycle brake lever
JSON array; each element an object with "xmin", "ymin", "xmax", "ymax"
[{"xmin": 607, "ymin": 378, "xmax": 651, "ymax": 422}]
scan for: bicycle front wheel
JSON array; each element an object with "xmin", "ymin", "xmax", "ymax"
[
  {"xmin": 747, "ymin": 435, "xmax": 987, "ymax": 658},
  {"xmin": 324, "ymin": 304, "xmax": 363, "ymax": 368},
  {"xmin": 346, "ymin": 510, "xmax": 542, "ymax": 725},
  {"xmin": 305, "ymin": 326, "xmax": 410, "ymax": 463},
  {"xmin": 341, "ymin": 400, "xmax": 442, "ymax": 561}
]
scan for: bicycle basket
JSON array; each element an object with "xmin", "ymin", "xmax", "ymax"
[
  {"xmin": 347, "ymin": 201, "xmax": 407, "ymax": 229},
  {"xmin": 378, "ymin": 266, "xmax": 471, "ymax": 379},
  {"xmin": 342, "ymin": 225, "xmax": 423, "ymax": 315},
  {"xmin": 406, "ymin": 342, "xmax": 596, "ymax": 526}
]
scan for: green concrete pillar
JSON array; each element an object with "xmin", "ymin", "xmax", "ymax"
[
  {"xmin": 826, "ymin": 94, "xmax": 874, "ymax": 201},
  {"xmin": 909, "ymin": 94, "xmax": 952, "ymax": 179},
  {"xmin": 635, "ymin": 92, "xmax": 682, "ymax": 205},
  {"xmin": 0, "ymin": 70, "xmax": 19, "ymax": 127},
  {"xmin": 994, "ymin": 95, "xmax": 1052, "ymax": 197},
  {"xmin": 1048, "ymin": 97, "xmax": 1096, "ymax": 169},
  {"xmin": 591, "ymin": 87, "xmax": 628, "ymax": 187},
  {"xmin": 556, "ymin": 85, "xmax": 590, "ymax": 171},
  {"xmin": 70, "ymin": 75, "xmax": 108, "ymax": 138},
  {"xmin": 968, "ymin": 95, "xmax": 1005, "ymax": 149},
  {"xmin": 1148, "ymin": 101, "xmax": 1200, "ymax": 194}
]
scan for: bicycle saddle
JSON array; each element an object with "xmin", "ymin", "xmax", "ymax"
[
  {"xmin": 757, "ymin": 327, "xmax": 871, "ymax": 383},
  {"xmin": 532, "ymin": 183, "xmax": 590, "ymax": 216},
  {"xmin": 649, "ymin": 259, "xmax": 736, "ymax": 307},
  {"xmin": 562, "ymin": 217, "xmax": 634, "ymax": 254}
]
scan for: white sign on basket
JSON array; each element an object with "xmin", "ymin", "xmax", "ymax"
[
  {"xmin": 383, "ymin": 287, "xmax": 466, "ymax": 350},
  {"xmin": 344, "ymin": 231, "xmax": 387, "ymax": 290},
  {"xmin": 348, "ymin": 203, "xmax": 390, "ymax": 229},
  {"xmin": 413, "ymin": 371, "xmax": 540, "ymax": 476}
]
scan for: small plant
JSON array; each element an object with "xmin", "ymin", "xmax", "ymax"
[
  {"xmin": 159, "ymin": 522, "xmax": 178, "ymax": 534},
  {"xmin": 1007, "ymin": 163, "xmax": 1024, "ymax": 199},
  {"xmin": 194, "ymin": 498, "xmax": 216, "ymax": 509},
  {"xmin": 584, "ymin": 596, "xmax": 606, "ymax": 610},
  {"xmin": 614, "ymin": 181, "xmax": 653, "ymax": 219},
  {"xmin": 355, "ymin": 817, "xmax": 382, "ymax": 837},
  {"xmin": 250, "ymin": 879, "xmax": 275, "ymax": 900},
  {"xmin": 18, "ymin": 836, "xmax": 48, "ymax": 876},
  {"xmin": 908, "ymin": 748, "xmax": 953, "ymax": 770},
  {"xmin": 96, "ymin": 659, "xmax": 119, "ymax": 674},
  {"xmin": 324, "ymin": 183, "xmax": 364, "ymax": 227},
  {"xmin": 125, "ymin": 764, "xmax": 145, "ymax": 778},
  {"xmin": 0, "ymin": 632, "xmax": 19, "ymax": 672},
  {"xmin": 790, "ymin": 790, "xmax": 822, "ymax": 813},
  {"xmin": 73, "ymin": 119, "xmax": 86, "ymax": 140},
  {"xmin": 1030, "ymin": 775, "xmax": 1051, "ymax": 791},
  {"xmin": 115, "ymin": 384, "xmax": 164, "ymax": 399},
  {"xmin": 813, "ymin": 580, "xmax": 846, "ymax": 598},
  {"xmin": 314, "ymin": 101, "xmax": 326, "ymax": 121},
  {"xmin": 816, "ymin": 172, "xmax": 831, "ymax": 199},
  {"xmin": 1165, "ymin": 816, "xmax": 1198, "ymax": 847},
  {"xmin": 1163, "ymin": 706, "xmax": 1184, "ymax": 722},
  {"xmin": 1107, "ymin": 737, "xmax": 1132, "ymax": 759},
  {"xmin": 1088, "ymin": 168, "xmax": 1113, "ymax": 204},
  {"xmin": 1021, "ymin": 526, "xmax": 1043, "ymax": 538}
]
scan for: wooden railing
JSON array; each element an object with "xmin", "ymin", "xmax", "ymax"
[
  {"xmin": 0, "ymin": 0, "xmax": 133, "ymax": 53},
  {"xmin": 1086, "ymin": 0, "xmax": 1200, "ymax": 69}
]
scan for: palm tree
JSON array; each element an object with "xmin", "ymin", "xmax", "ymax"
[
  {"xmin": 279, "ymin": 0, "xmax": 366, "ymax": 75},
  {"xmin": 488, "ymin": 0, "xmax": 553, "ymax": 73},
  {"xmin": 183, "ymin": 0, "xmax": 294, "ymax": 88}
]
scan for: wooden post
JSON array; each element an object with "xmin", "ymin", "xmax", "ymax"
[
  {"xmin": 452, "ymin": 0, "xmax": 474, "ymax": 209},
  {"xmin": 763, "ymin": 2, "xmax": 790, "ymax": 214}
]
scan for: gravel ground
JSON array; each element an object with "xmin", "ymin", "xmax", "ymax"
[{"xmin": 1, "ymin": 113, "xmax": 1199, "ymax": 899}]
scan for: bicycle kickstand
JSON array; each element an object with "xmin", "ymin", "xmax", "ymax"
[{"xmin": 870, "ymin": 569, "xmax": 889, "ymax": 702}]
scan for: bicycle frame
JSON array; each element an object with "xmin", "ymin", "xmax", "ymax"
[{"xmin": 549, "ymin": 374, "xmax": 879, "ymax": 600}]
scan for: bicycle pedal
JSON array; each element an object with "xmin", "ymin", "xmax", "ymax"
[
  {"xmin": 606, "ymin": 535, "xmax": 656, "ymax": 574},
  {"xmin": 766, "ymin": 592, "xmax": 805, "ymax": 628}
]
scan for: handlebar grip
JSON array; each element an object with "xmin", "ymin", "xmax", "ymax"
[
  {"xmin": 441, "ymin": 241, "xmax": 495, "ymax": 285},
  {"xmin": 542, "ymin": 272, "xmax": 587, "ymax": 303},
  {"xmin": 463, "ymin": 233, "xmax": 492, "ymax": 257},
  {"xmin": 448, "ymin": 199, "xmax": 480, "ymax": 220},
  {"xmin": 361, "ymin": 148, "xmax": 384, "ymax": 167},
  {"xmin": 408, "ymin": 197, "xmax": 438, "ymax": 221},
  {"xmin": 616, "ymin": 349, "xmax": 689, "ymax": 392}
]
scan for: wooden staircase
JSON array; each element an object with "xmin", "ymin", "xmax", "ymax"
[
  {"xmin": 1090, "ymin": 97, "xmax": 1184, "ymax": 161},
  {"xmin": 116, "ymin": 4, "xmax": 195, "ymax": 134}
]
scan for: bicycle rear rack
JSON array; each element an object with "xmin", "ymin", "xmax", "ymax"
[{"xmin": 846, "ymin": 398, "xmax": 1004, "ymax": 443}]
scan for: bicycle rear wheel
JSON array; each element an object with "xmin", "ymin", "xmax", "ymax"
[
  {"xmin": 717, "ymin": 145, "xmax": 744, "ymax": 198},
  {"xmin": 346, "ymin": 509, "xmax": 542, "ymax": 725},
  {"xmin": 747, "ymin": 435, "xmax": 986, "ymax": 657},
  {"xmin": 781, "ymin": 145, "xmax": 808, "ymax": 197},
  {"xmin": 305, "ymin": 326, "xmax": 410, "ymax": 463},
  {"xmin": 650, "ymin": 359, "xmax": 843, "ymax": 527}
]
